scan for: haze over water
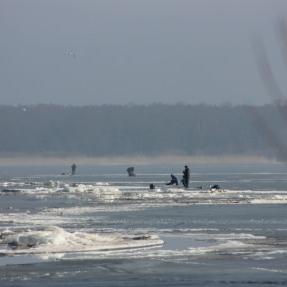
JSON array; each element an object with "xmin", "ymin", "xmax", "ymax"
[{"xmin": 1, "ymin": 0, "xmax": 287, "ymax": 286}]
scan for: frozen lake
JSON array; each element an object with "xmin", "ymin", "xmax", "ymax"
[{"xmin": 0, "ymin": 162, "xmax": 287, "ymax": 286}]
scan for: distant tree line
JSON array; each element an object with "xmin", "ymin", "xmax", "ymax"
[{"xmin": 0, "ymin": 104, "xmax": 286, "ymax": 159}]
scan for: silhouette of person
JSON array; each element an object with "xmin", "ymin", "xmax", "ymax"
[
  {"xmin": 182, "ymin": 165, "xmax": 190, "ymax": 188},
  {"xmin": 71, "ymin": 163, "xmax": 77, "ymax": 175},
  {"xmin": 127, "ymin": 167, "xmax": 135, "ymax": 176},
  {"xmin": 210, "ymin": 184, "xmax": 220, "ymax": 190},
  {"xmin": 166, "ymin": 174, "xmax": 178, "ymax": 186}
]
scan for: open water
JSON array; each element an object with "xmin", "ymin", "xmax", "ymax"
[{"xmin": 0, "ymin": 162, "xmax": 287, "ymax": 286}]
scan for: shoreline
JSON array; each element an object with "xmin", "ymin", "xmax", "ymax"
[{"xmin": 0, "ymin": 155, "xmax": 279, "ymax": 166}]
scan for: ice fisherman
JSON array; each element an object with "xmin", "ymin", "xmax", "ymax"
[
  {"xmin": 71, "ymin": 163, "xmax": 77, "ymax": 175},
  {"xmin": 210, "ymin": 184, "xmax": 220, "ymax": 190},
  {"xmin": 181, "ymin": 165, "xmax": 190, "ymax": 188},
  {"xmin": 127, "ymin": 166, "xmax": 136, "ymax": 176},
  {"xmin": 166, "ymin": 174, "xmax": 178, "ymax": 186}
]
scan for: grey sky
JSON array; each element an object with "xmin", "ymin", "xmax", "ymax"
[{"xmin": 0, "ymin": 0, "xmax": 287, "ymax": 106}]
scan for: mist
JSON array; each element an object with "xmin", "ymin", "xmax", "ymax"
[
  {"xmin": 0, "ymin": 103, "xmax": 286, "ymax": 161},
  {"xmin": 1, "ymin": 0, "xmax": 287, "ymax": 106}
]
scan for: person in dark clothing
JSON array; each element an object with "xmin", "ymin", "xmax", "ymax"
[
  {"xmin": 166, "ymin": 174, "xmax": 179, "ymax": 186},
  {"xmin": 127, "ymin": 167, "xmax": 136, "ymax": 176},
  {"xmin": 182, "ymin": 165, "xmax": 190, "ymax": 188},
  {"xmin": 210, "ymin": 184, "xmax": 220, "ymax": 190},
  {"xmin": 71, "ymin": 163, "xmax": 77, "ymax": 175}
]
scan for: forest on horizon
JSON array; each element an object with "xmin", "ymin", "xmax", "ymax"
[{"xmin": 0, "ymin": 103, "xmax": 286, "ymax": 160}]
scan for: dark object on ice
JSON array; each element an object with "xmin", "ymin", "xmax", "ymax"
[
  {"xmin": 71, "ymin": 163, "xmax": 77, "ymax": 175},
  {"xmin": 149, "ymin": 183, "xmax": 155, "ymax": 190},
  {"xmin": 61, "ymin": 172, "xmax": 66, "ymax": 175},
  {"xmin": 1, "ymin": 189, "xmax": 21, "ymax": 193},
  {"xmin": 166, "ymin": 174, "xmax": 178, "ymax": 186},
  {"xmin": 132, "ymin": 235, "xmax": 151, "ymax": 240},
  {"xmin": 210, "ymin": 184, "xmax": 220, "ymax": 190},
  {"xmin": 127, "ymin": 167, "xmax": 135, "ymax": 176},
  {"xmin": 181, "ymin": 165, "xmax": 190, "ymax": 188}
]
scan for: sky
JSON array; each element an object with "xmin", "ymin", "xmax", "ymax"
[{"xmin": 0, "ymin": 0, "xmax": 287, "ymax": 106}]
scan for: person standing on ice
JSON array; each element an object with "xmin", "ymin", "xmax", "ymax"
[
  {"xmin": 71, "ymin": 163, "xmax": 77, "ymax": 175},
  {"xmin": 182, "ymin": 165, "xmax": 190, "ymax": 188}
]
